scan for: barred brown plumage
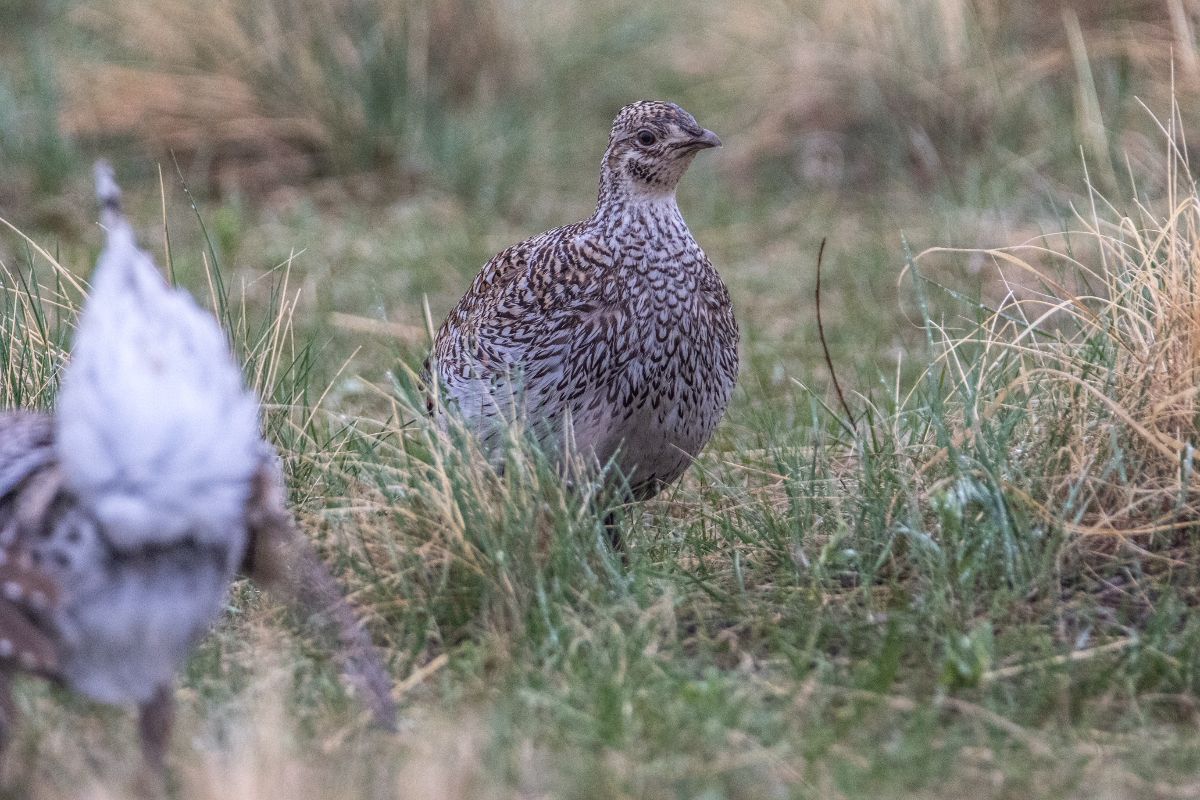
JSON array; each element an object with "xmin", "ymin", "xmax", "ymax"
[{"xmin": 426, "ymin": 101, "xmax": 739, "ymax": 525}]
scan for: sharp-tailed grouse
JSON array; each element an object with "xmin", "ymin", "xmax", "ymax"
[
  {"xmin": 427, "ymin": 101, "xmax": 739, "ymax": 542},
  {"xmin": 0, "ymin": 163, "xmax": 396, "ymax": 772}
]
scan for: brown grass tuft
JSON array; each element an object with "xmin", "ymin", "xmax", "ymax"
[
  {"xmin": 59, "ymin": 0, "xmax": 526, "ymax": 192},
  {"xmin": 719, "ymin": 0, "xmax": 1200, "ymax": 190},
  {"xmin": 920, "ymin": 104, "xmax": 1200, "ymax": 558}
]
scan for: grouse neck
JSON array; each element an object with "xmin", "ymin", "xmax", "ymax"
[
  {"xmin": 596, "ymin": 169, "xmax": 680, "ymax": 206},
  {"xmin": 591, "ymin": 192, "xmax": 687, "ymax": 242}
]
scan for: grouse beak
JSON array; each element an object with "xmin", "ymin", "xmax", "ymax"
[{"xmin": 690, "ymin": 129, "xmax": 722, "ymax": 150}]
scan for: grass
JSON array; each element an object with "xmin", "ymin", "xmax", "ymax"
[{"xmin": 3, "ymin": 1, "xmax": 1200, "ymax": 797}]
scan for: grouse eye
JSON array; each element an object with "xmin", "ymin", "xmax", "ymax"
[{"xmin": 636, "ymin": 129, "xmax": 657, "ymax": 147}]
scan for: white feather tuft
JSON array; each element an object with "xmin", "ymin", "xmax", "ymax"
[{"xmin": 55, "ymin": 163, "xmax": 262, "ymax": 551}]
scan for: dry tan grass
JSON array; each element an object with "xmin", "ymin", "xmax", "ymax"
[
  {"xmin": 0, "ymin": 219, "xmax": 83, "ymax": 407},
  {"xmin": 59, "ymin": 0, "xmax": 525, "ymax": 191},
  {"xmin": 917, "ymin": 105, "xmax": 1200, "ymax": 550},
  {"xmin": 50, "ymin": 0, "xmax": 1200, "ymax": 200},
  {"xmin": 716, "ymin": 0, "xmax": 1200, "ymax": 189},
  {"xmin": 7, "ymin": 639, "xmax": 529, "ymax": 800}
]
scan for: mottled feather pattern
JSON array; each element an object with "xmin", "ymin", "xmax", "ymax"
[
  {"xmin": 429, "ymin": 101, "xmax": 738, "ymax": 499},
  {"xmin": 0, "ymin": 413, "xmax": 54, "ymax": 504},
  {"xmin": 0, "ymin": 413, "xmax": 61, "ymax": 678}
]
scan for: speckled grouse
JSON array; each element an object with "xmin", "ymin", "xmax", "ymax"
[
  {"xmin": 0, "ymin": 164, "xmax": 395, "ymax": 772},
  {"xmin": 427, "ymin": 101, "xmax": 739, "ymax": 525}
]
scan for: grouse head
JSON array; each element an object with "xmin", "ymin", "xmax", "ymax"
[{"xmin": 599, "ymin": 100, "xmax": 721, "ymax": 204}]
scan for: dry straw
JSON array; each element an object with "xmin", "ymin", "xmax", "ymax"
[{"xmin": 919, "ymin": 97, "xmax": 1200, "ymax": 555}]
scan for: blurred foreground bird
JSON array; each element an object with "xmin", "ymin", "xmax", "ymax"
[
  {"xmin": 426, "ymin": 101, "xmax": 739, "ymax": 548},
  {"xmin": 0, "ymin": 163, "xmax": 396, "ymax": 774}
]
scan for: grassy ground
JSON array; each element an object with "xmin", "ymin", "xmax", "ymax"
[{"xmin": 3, "ymin": 1, "xmax": 1200, "ymax": 797}]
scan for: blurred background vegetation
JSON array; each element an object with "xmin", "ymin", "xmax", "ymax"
[
  {"xmin": 5, "ymin": 1, "xmax": 1200, "ymax": 797},
  {"xmin": 5, "ymin": 0, "xmax": 1195, "ymax": 201},
  {"xmin": 6, "ymin": 0, "xmax": 1200, "ymax": 396}
]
